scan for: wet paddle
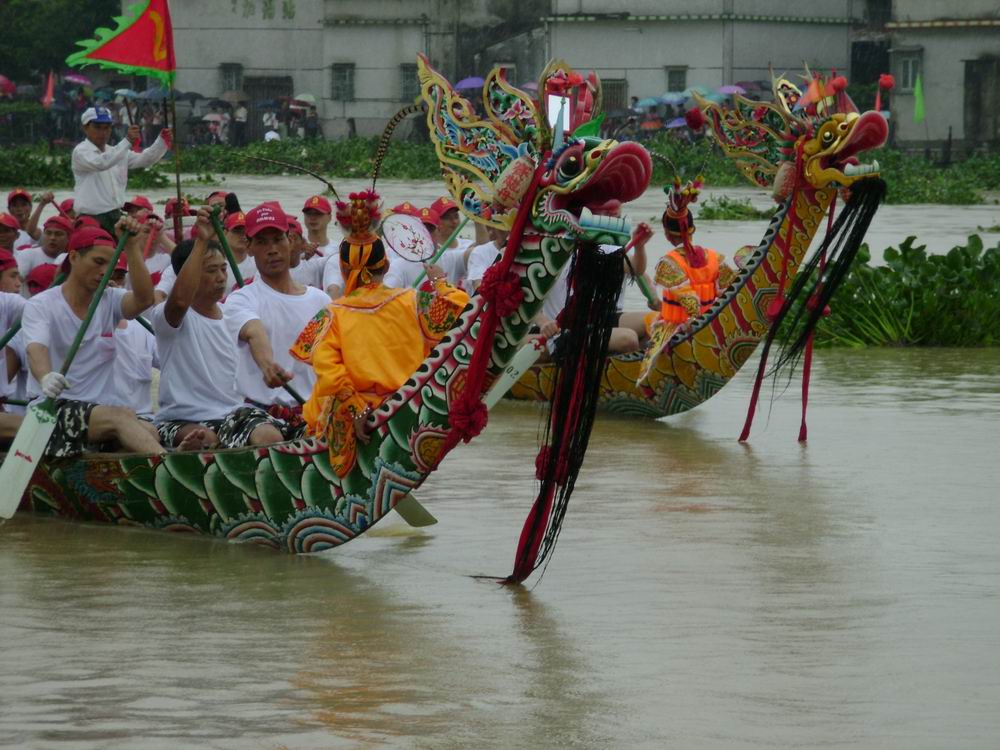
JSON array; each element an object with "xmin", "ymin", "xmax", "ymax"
[{"xmin": 0, "ymin": 232, "xmax": 131, "ymax": 520}]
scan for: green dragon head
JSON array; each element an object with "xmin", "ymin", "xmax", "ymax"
[{"xmin": 416, "ymin": 55, "xmax": 651, "ymax": 244}]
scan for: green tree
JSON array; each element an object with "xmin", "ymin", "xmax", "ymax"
[{"xmin": 0, "ymin": 0, "xmax": 120, "ymax": 81}]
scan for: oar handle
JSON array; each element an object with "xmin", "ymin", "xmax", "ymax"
[
  {"xmin": 0, "ymin": 272, "xmax": 67, "ymax": 351},
  {"xmin": 620, "ymin": 234, "xmax": 660, "ymax": 308},
  {"xmin": 60, "ymin": 232, "xmax": 132, "ymax": 377},
  {"xmin": 210, "ymin": 206, "xmax": 303, "ymax": 405},
  {"xmin": 412, "ymin": 215, "xmax": 471, "ymax": 287},
  {"xmin": 210, "ymin": 205, "xmax": 244, "ymax": 287}
]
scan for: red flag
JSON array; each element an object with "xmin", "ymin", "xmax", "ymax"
[
  {"xmin": 66, "ymin": 0, "xmax": 176, "ymax": 85},
  {"xmin": 41, "ymin": 72, "xmax": 55, "ymax": 109}
]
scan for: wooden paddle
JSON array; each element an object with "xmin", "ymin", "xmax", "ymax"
[{"xmin": 0, "ymin": 232, "xmax": 131, "ymax": 520}]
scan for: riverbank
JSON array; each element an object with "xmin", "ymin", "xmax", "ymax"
[{"xmin": 4, "ymin": 137, "xmax": 999, "ymax": 205}]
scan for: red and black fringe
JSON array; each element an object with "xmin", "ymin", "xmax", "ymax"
[{"xmin": 506, "ymin": 243, "xmax": 625, "ymax": 584}]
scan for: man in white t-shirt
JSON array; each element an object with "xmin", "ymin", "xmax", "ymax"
[
  {"xmin": 155, "ymin": 209, "xmax": 253, "ymax": 301},
  {"xmin": 429, "ymin": 197, "xmax": 475, "ymax": 288},
  {"xmin": 7, "ymin": 189, "xmax": 39, "ymax": 250},
  {"xmin": 299, "ymin": 196, "xmax": 337, "ymax": 295},
  {"xmin": 224, "ymin": 202, "xmax": 330, "ymax": 416},
  {"xmin": 0, "ymin": 288, "xmax": 26, "ymax": 442},
  {"xmin": 464, "ymin": 226, "xmax": 509, "ymax": 292},
  {"xmin": 16, "ymin": 215, "xmax": 72, "ymax": 280},
  {"xmin": 288, "ymin": 215, "xmax": 325, "ymax": 289},
  {"xmin": 0, "ymin": 213, "xmax": 23, "ymax": 258},
  {"xmin": 105, "ymin": 254, "xmax": 158, "ymax": 419},
  {"xmin": 154, "ymin": 209, "xmax": 294, "ymax": 449},
  {"xmin": 71, "ymin": 106, "xmax": 171, "ymax": 235},
  {"xmin": 0, "ymin": 250, "xmax": 21, "ymax": 295},
  {"xmin": 20, "ymin": 218, "xmax": 165, "ymax": 457}
]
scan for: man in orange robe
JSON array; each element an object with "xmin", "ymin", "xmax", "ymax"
[{"xmin": 291, "ymin": 191, "xmax": 468, "ymax": 477}]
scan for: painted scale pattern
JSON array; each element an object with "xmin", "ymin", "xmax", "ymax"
[{"xmin": 508, "ymin": 187, "xmax": 835, "ymax": 417}]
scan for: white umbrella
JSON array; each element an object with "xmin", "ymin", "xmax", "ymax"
[{"xmin": 294, "ymin": 93, "xmax": 317, "ymax": 105}]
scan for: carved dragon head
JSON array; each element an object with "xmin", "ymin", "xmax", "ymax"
[
  {"xmin": 416, "ymin": 55, "xmax": 651, "ymax": 244},
  {"xmin": 695, "ymin": 71, "xmax": 888, "ymax": 198}
]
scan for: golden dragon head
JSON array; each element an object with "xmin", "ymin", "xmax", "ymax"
[{"xmin": 695, "ymin": 71, "xmax": 888, "ymax": 199}]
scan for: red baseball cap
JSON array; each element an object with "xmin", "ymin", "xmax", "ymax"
[
  {"xmin": 73, "ymin": 216, "xmax": 100, "ymax": 231},
  {"xmin": 419, "ymin": 207, "xmax": 440, "ymax": 227},
  {"xmin": 286, "ymin": 215, "xmax": 303, "ymax": 235},
  {"xmin": 244, "ymin": 202, "xmax": 288, "ymax": 238},
  {"xmin": 114, "ymin": 253, "xmax": 129, "ymax": 272},
  {"xmin": 165, "ymin": 197, "xmax": 191, "ymax": 218},
  {"xmin": 69, "ymin": 227, "xmax": 116, "ymax": 253},
  {"xmin": 7, "ymin": 188, "xmax": 31, "ymax": 206},
  {"xmin": 26, "ymin": 263, "xmax": 58, "ymax": 295},
  {"xmin": 302, "ymin": 195, "xmax": 332, "ymax": 214},
  {"xmin": 224, "ymin": 211, "xmax": 246, "ymax": 231},
  {"xmin": 124, "ymin": 195, "xmax": 154, "ymax": 212},
  {"xmin": 43, "ymin": 215, "xmax": 74, "ymax": 234},
  {"xmin": 430, "ymin": 197, "xmax": 458, "ymax": 216},
  {"xmin": 0, "ymin": 248, "xmax": 16, "ymax": 273},
  {"xmin": 0, "ymin": 213, "xmax": 20, "ymax": 231},
  {"xmin": 207, "ymin": 190, "xmax": 228, "ymax": 202},
  {"xmin": 58, "ymin": 198, "xmax": 75, "ymax": 214},
  {"xmin": 391, "ymin": 202, "xmax": 420, "ymax": 218}
]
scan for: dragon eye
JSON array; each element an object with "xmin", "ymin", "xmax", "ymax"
[
  {"xmin": 558, "ymin": 155, "xmax": 581, "ymax": 180},
  {"xmin": 821, "ymin": 130, "xmax": 836, "ymax": 146}
]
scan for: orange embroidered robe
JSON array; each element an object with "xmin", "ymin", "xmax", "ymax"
[{"xmin": 290, "ymin": 280, "xmax": 469, "ymax": 477}]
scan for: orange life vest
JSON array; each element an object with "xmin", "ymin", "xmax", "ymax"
[{"xmin": 660, "ymin": 248, "xmax": 720, "ymax": 324}]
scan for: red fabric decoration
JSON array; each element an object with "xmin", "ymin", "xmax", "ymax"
[
  {"xmin": 830, "ymin": 75, "xmax": 848, "ymax": 92},
  {"xmin": 684, "ymin": 107, "xmax": 705, "ymax": 131},
  {"xmin": 534, "ymin": 446, "xmax": 569, "ymax": 484},
  {"xmin": 878, "ymin": 74, "xmax": 895, "ymax": 90},
  {"xmin": 478, "ymin": 265, "xmax": 525, "ymax": 317},
  {"xmin": 448, "ymin": 397, "xmax": 488, "ymax": 443}
]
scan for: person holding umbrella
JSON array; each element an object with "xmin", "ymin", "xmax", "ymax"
[{"xmin": 71, "ymin": 106, "xmax": 172, "ymax": 235}]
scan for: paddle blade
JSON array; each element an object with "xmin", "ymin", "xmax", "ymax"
[
  {"xmin": 0, "ymin": 402, "xmax": 57, "ymax": 519},
  {"xmin": 483, "ymin": 339, "xmax": 545, "ymax": 409},
  {"xmin": 393, "ymin": 494, "xmax": 438, "ymax": 527}
]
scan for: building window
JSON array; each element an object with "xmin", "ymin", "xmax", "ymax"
[
  {"xmin": 603, "ymin": 79, "xmax": 629, "ymax": 111},
  {"xmin": 220, "ymin": 63, "xmax": 243, "ymax": 92},
  {"xmin": 665, "ymin": 67, "xmax": 687, "ymax": 92},
  {"xmin": 330, "ymin": 63, "xmax": 355, "ymax": 102},
  {"xmin": 494, "ymin": 62, "xmax": 517, "ymax": 84},
  {"xmin": 400, "ymin": 63, "xmax": 420, "ymax": 102},
  {"xmin": 899, "ymin": 54, "xmax": 922, "ymax": 91}
]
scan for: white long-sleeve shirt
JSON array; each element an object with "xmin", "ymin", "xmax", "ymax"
[{"xmin": 72, "ymin": 136, "xmax": 169, "ymax": 215}]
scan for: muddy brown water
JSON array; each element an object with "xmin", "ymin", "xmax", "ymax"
[{"xmin": 2, "ymin": 347, "xmax": 998, "ymax": 749}]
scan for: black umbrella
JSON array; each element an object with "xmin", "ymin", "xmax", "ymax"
[
  {"xmin": 138, "ymin": 85, "xmax": 168, "ymax": 101},
  {"xmin": 175, "ymin": 90, "xmax": 205, "ymax": 102}
]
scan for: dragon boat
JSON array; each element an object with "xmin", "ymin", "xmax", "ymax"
[
  {"xmin": 508, "ymin": 74, "xmax": 889, "ymax": 418},
  {"xmin": 6, "ymin": 58, "xmax": 652, "ymax": 559}
]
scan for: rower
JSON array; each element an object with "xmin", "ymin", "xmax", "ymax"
[
  {"xmin": 106, "ymin": 254, "xmax": 158, "ymax": 420},
  {"xmin": 16, "ymin": 215, "xmax": 72, "ymax": 281},
  {"xmin": 152, "ymin": 209, "xmax": 293, "ymax": 450},
  {"xmin": 291, "ymin": 190, "xmax": 469, "ymax": 477},
  {"xmin": 156, "ymin": 209, "xmax": 251, "ymax": 301},
  {"xmin": 0, "ymin": 273, "xmax": 26, "ymax": 441},
  {"xmin": 20, "ymin": 218, "xmax": 168, "ymax": 457},
  {"xmin": 224, "ymin": 202, "xmax": 331, "ymax": 423},
  {"xmin": 429, "ymin": 197, "xmax": 476, "ymax": 290},
  {"xmin": 294, "ymin": 196, "xmax": 330, "ymax": 289}
]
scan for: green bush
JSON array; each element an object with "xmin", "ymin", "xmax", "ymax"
[
  {"xmin": 815, "ymin": 235, "xmax": 1000, "ymax": 347},
  {"xmin": 697, "ymin": 195, "xmax": 772, "ymax": 220}
]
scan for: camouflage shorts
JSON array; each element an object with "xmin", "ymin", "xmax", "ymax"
[
  {"xmin": 156, "ymin": 406, "xmax": 303, "ymax": 449},
  {"xmin": 47, "ymin": 399, "xmax": 99, "ymax": 458}
]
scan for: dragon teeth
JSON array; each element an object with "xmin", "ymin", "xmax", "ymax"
[
  {"xmin": 579, "ymin": 207, "xmax": 630, "ymax": 235},
  {"xmin": 843, "ymin": 160, "xmax": 880, "ymax": 177}
]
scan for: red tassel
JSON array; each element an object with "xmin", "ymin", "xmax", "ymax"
[
  {"xmin": 799, "ymin": 194, "xmax": 836, "ymax": 442},
  {"xmin": 874, "ymin": 89, "xmax": 882, "ymax": 113},
  {"xmin": 685, "ymin": 107, "xmax": 705, "ymax": 131}
]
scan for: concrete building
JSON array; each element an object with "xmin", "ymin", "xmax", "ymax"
[{"xmin": 887, "ymin": 1, "xmax": 1000, "ymax": 153}]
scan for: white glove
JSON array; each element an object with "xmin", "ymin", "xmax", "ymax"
[{"xmin": 40, "ymin": 372, "xmax": 70, "ymax": 399}]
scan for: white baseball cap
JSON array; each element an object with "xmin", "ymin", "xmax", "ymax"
[{"xmin": 81, "ymin": 107, "xmax": 114, "ymax": 125}]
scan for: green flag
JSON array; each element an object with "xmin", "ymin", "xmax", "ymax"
[{"xmin": 912, "ymin": 73, "xmax": 925, "ymax": 123}]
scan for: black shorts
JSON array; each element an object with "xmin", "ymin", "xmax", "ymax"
[{"xmin": 47, "ymin": 399, "xmax": 99, "ymax": 458}]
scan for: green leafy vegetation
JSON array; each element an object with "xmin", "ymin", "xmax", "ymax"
[
  {"xmin": 815, "ymin": 235, "xmax": 1000, "ymax": 347},
  {"xmin": 697, "ymin": 195, "xmax": 772, "ymax": 220}
]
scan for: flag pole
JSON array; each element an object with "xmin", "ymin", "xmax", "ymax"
[{"xmin": 169, "ymin": 83, "xmax": 184, "ymax": 242}]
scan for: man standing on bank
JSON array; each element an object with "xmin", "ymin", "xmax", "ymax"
[{"xmin": 71, "ymin": 106, "xmax": 172, "ymax": 236}]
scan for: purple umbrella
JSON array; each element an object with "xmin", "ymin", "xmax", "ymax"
[
  {"xmin": 455, "ymin": 76, "xmax": 485, "ymax": 90},
  {"xmin": 63, "ymin": 72, "xmax": 92, "ymax": 85},
  {"xmin": 718, "ymin": 84, "xmax": 746, "ymax": 95},
  {"xmin": 666, "ymin": 117, "xmax": 687, "ymax": 128}
]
